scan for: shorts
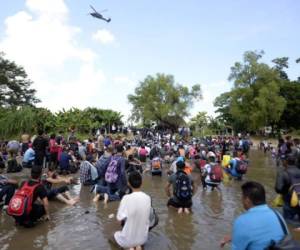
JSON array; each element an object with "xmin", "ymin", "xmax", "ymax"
[
  {"xmin": 167, "ymin": 197, "xmax": 192, "ymax": 209},
  {"xmin": 47, "ymin": 186, "xmax": 69, "ymax": 199}
]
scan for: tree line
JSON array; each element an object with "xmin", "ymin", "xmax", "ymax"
[
  {"xmin": 0, "ymin": 53, "xmax": 122, "ymax": 138},
  {"xmin": 213, "ymin": 51, "xmax": 300, "ymax": 135},
  {"xmin": 1, "ymin": 50, "xmax": 299, "ymax": 137}
]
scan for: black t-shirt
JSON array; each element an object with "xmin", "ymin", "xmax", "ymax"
[
  {"xmin": 33, "ymin": 136, "xmax": 49, "ymax": 153},
  {"xmin": 20, "ymin": 180, "xmax": 47, "ymax": 202}
]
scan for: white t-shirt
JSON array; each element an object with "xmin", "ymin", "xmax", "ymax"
[{"xmin": 114, "ymin": 191, "xmax": 151, "ymax": 248}]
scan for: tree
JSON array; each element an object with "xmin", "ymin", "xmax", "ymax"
[
  {"xmin": 272, "ymin": 57, "xmax": 289, "ymax": 80},
  {"xmin": 229, "ymin": 51, "xmax": 286, "ymax": 131},
  {"xmin": 0, "ymin": 52, "xmax": 39, "ymax": 107},
  {"xmin": 189, "ymin": 112, "xmax": 208, "ymax": 132},
  {"xmin": 128, "ymin": 73, "xmax": 202, "ymax": 130},
  {"xmin": 278, "ymin": 81, "xmax": 300, "ymax": 129}
]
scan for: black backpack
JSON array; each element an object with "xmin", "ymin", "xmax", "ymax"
[
  {"xmin": 7, "ymin": 159, "xmax": 22, "ymax": 173},
  {"xmin": 175, "ymin": 171, "xmax": 192, "ymax": 201}
]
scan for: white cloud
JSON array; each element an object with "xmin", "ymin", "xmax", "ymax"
[
  {"xmin": 0, "ymin": 0, "xmax": 107, "ymax": 113},
  {"xmin": 92, "ymin": 29, "xmax": 115, "ymax": 44}
]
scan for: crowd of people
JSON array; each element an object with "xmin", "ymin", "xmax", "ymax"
[{"xmin": 0, "ymin": 129, "xmax": 300, "ymax": 249}]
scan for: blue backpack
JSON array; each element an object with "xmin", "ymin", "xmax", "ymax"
[{"xmin": 105, "ymin": 156, "xmax": 120, "ymax": 183}]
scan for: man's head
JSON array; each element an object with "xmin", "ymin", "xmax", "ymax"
[
  {"xmin": 176, "ymin": 160, "xmax": 185, "ymax": 170},
  {"xmin": 37, "ymin": 129, "xmax": 44, "ymax": 136},
  {"xmin": 241, "ymin": 181, "xmax": 266, "ymax": 210},
  {"xmin": 285, "ymin": 151, "xmax": 297, "ymax": 166},
  {"xmin": 128, "ymin": 171, "xmax": 142, "ymax": 189},
  {"xmin": 116, "ymin": 144, "xmax": 124, "ymax": 154},
  {"xmin": 31, "ymin": 165, "xmax": 43, "ymax": 179}
]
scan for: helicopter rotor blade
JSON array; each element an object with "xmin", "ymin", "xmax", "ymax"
[
  {"xmin": 99, "ymin": 9, "xmax": 108, "ymax": 13},
  {"xmin": 90, "ymin": 5, "xmax": 97, "ymax": 12}
]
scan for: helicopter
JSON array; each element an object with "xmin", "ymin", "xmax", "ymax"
[{"xmin": 89, "ymin": 5, "xmax": 111, "ymax": 23}]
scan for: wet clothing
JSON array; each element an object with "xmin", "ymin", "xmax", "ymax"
[
  {"xmin": 275, "ymin": 165, "xmax": 300, "ymax": 220},
  {"xmin": 15, "ymin": 180, "xmax": 47, "ymax": 227},
  {"xmin": 114, "ymin": 191, "xmax": 151, "ymax": 249},
  {"xmin": 226, "ymin": 158, "xmax": 242, "ymax": 178},
  {"xmin": 42, "ymin": 176, "xmax": 69, "ymax": 200},
  {"xmin": 80, "ymin": 160, "xmax": 98, "ymax": 186},
  {"xmin": 0, "ymin": 175, "xmax": 16, "ymax": 205},
  {"xmin": 95, "ymin": 153, "xmax": 111, "ymax": 182},
  {"xmin": 275, "ymin": 165, "xmax": 300, "ymax": 202},
  {"xmin": 232, "ymin": 204, "xmax": 285, "ymax": 250},
  {"xmin": 167, "ymin": 172, "xmax": 193, "ymax": 208},
  {"xmin": 59, "ymin": 152, "xmax": 72, "ymax": 172}
]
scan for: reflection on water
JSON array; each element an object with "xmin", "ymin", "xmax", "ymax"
[{"xmin": 1, "ymin": 150, "xmax": 300, "ymax": 250}]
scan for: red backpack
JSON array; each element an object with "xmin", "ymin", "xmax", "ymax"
[
  {"xmin": 209, "ymin": 163, "xmax": 223, "ymax": 182},
  {"xmin": 7, "ymin": 181, "xmax": 40, "ymax": 217}
]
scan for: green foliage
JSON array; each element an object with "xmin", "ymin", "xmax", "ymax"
[
  {"xmin": 128, "ymin": 73, "xmax": 202, "ymax": 130},
  {"xmin": 0, "ymin": 106, "xmax": 123, "ymax": 138},
  {"xmin": 189, "ymin": 112, "xmax": 208, "ymax": 131},
  {"xmin": 0, "ymin": 52, "xmax": 39, "ymax": 107},
  {"xmin": 214, "ymin": 51, "xmax": 288, "ymax": 132},
  {"xmin": 278, "ymin": 81, "xmax": 300, "ymax": 129}
]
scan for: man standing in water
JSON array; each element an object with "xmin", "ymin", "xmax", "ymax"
[
  {"xmin": 221, "ymin": 181, "xmax": 284, "ymax": 249},
  {"xmin": 111, "ymin": 171, "xmax": 151, "ymax": 250},
  {"xmin": 166, "ymin": 160, "xmax": 194, "ymax": 214}
]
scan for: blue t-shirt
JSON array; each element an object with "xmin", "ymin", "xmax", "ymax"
[
  {"xmin": 59, "ymin": 152, "xmax": 71, "ymax": 171},
  {"xmin": 232, "ymin": 205, "xmax": 285, "ymax": 250},
  {"xmin": 228, "ymin": 158, "xmax": 242, "ymax": 177},
  {"xmin": 23, "ymin": 148, "xmax": 35, "ymax": 163}
]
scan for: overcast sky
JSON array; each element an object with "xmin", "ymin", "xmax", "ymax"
[{"xmin": 0, "ymin": 0, "xmax": 299, "ymax": 122}]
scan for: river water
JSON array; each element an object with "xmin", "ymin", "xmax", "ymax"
[{"xmin": 1, "ymin": 149, "xmax": 300, "ymax": 250}]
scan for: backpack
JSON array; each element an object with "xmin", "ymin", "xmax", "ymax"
[
  {"xmin": 152, "ymin": 159, "xmax": 161, "ymax": 169},
  {"xmin": 7, "ymin": 159, "xmax": 22, "ymax": 173},
  {"xmin": 105, "ymin": 156, "xmax": 120, "ymax": 183},
  {"xmin": 209, "ymin": 163, "xmax": 223, "ymax": 182},
  {"xmin": 174, "ymin": 171, "xmax": 192, "ymax": 201},
  {"xmin": 287, "ymin": 173, "xmax": 300, "ymax": 208},
  {"xmin": 7, "ymin": 181, "xmax": 40, "ymax": 217},
  {"xmin": 236, "ymin": 159, "xmax": 248, "ymax": 174}
]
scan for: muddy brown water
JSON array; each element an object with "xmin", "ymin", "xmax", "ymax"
[{"xmin": 1, "ymin": 149, "xmax": 300, "ymax": 250}]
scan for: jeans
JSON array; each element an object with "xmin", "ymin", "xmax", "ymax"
[
  {"xmin": 96, "ymin": 184, "xmax": 121, "ymax": 201},
  {"xmin": 0, "ymin": 184, "xmax": 16, "ymax": 205},
  {"xmin": 15, "ymin": 204, "xmax": 45, "ymax": 227},
  {"xmin": 283, "ymin": 202, "xmax": 300, "ymax": 221}
]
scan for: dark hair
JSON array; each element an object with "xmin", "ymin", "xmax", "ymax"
[
  {"xmin": 128, "ymin": 155, "xmax": 134, "ymax": 161},
  {"xmin": 38, "ymin": 128, "xmax": 44, "ymax": 135},
  {"xmin": 128, "ymin": 171, "xmax": 142, "ymax": 188},
  {"xmin": 116, "ymin": 144, "xmax": 124, "ymax": 153},
  {"xmin": 241, "ymin": 181, "xmax": 266, "ymax": 206},
  {"xmin": 31, "ymin": 165, "xmax": 42, "ymax": 179},
  {"xmin": 176, "ymin": 160, "xmax": 185, "ymax": 170},
  {"xmin": 50, "ymin": 133, "xmax": 56, "ymax": 139},
  {"xmin": 48, "ymin": 165, "xmax": 56, "ymax": 172}
]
